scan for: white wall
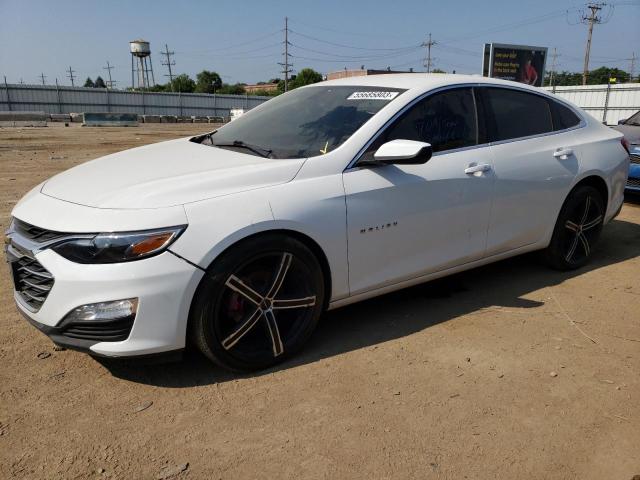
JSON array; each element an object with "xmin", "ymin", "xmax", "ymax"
[{"xmin": 543, "ymin": 83, "xmax": 640, "ymax": 125}]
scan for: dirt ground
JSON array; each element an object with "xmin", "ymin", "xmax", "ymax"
[{"xmin": 0, "ymin": 124, "xmax": 639, "ymax": 480}]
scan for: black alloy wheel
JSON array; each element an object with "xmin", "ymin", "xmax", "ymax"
[
  {"xmin": 190, "ymin": 234, "xmax": 325, "ymax": 371},
  {"xmin": 544, "ymin": 185, "xmax": 605, "ymax": 270}
]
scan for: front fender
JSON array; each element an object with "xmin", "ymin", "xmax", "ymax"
[{"xmin": 169, "ymin": 177, "xmax": 349, "ymax": 302}]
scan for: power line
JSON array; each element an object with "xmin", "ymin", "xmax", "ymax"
[
  {"xmin": 179, "ymin": 42, "xmax": 282, "ymax": 58},
  {"xmin": 66, "ymin": 66, "xmax": 76, "ymax": 87},
  {"xmin": 288, "ymin": 43, "xmax": 421, "ymax": 61},
  {"xmin": 422, "ymin": 33, "xmax": 437, "ymax": 73},
  {"xmin": 160, "ymin": 44, "xmax": 176, "ymax": 90},
  {"xmin": 440, "ymin": 9, "xmax": 568, "ymax": 44},
  {"xmin": 176, "ymin": 30, "xmax": 281, "ymax": 55},
  {"xmin": 289, "ymin": 29, "xmax": 420, "ymax": 52},
  {"xmin": 103, "ymin": 61, "xmax": 116, "ymax": 88}
]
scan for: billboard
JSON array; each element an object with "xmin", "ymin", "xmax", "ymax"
[{"xmin": 482, "ymin": 43, "xmax": 547, "ymax": 87}]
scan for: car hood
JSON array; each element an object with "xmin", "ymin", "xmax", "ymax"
[
  {"xmin": 611, "ymin": 124, "xmax": 640, "ymax": 145},
  {"xmin": 41, "ymin": 138, "xmax": 305, "ymax": 209}
]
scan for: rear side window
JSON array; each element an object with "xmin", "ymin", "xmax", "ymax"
[
  {"xmin": 549, "ymin": 99, "xmax": 581, "ymax": 130},
  {"xmin": 481, "ymin": 87, "xmax": 553, "ymax": 142},
  {"xmin": 364, "ymin": 87, "xmax": 477, "ymax": 158}
]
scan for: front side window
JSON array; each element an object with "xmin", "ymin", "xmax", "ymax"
[
  {"xmin": 361, "ymin": 87, "xmax": 477, "ymax": 161},
  {"xmin": 481, "ymin": 87, "xmax": 553, "ymax": 142},
  {"xmin": 199, "ymin": 86, "xmax": 405, "ymax": 159}
]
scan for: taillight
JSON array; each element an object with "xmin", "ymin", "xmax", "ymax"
[{"xmin": 621, "ymin": 137, "xmax": 630, "ymax": 155}]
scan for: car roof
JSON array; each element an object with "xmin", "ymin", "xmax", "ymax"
[{"xmin": 319, "ymin": 73, "xmax": 545, "ymax": 95}]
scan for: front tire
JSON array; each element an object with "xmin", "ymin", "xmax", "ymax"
[
  {"xmin": 543, "ymin": 185, "xmax": 605, "ymax": 270},
  {"xmin": 189, "ymin": 234, "xmax": 325, "ymax": 371}
]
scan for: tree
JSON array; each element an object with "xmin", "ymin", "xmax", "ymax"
[
  {"xmin": 94, "ymin": 76, "xmax": 106, "ymax": 88},
  {"xmin": 431, "ymin": 68, "xmax": 447, "ymax": 74},
  {"xmin": 545, "ymin": 67, "xmax": 630, "ymax": 87},
  {"xmin": 217, "ymin": 83, "xmax": 246, "ymax": 95},
  {"xmin": 170, "ymin": 74, "xmax": 196, "ymax": 93},
  {"xmin": 289, "ymin": 68, "xmax": 323, "ymax": 89},
  {"xmin": 587, "ymin": 67, "xmax": 629, "ymax": 84},
  {"xmin": 84, "ymin": 77, "xmax": 95, "ymax": 88},
  {"xmin": 277, "ymin": 68, "xmax": 323, "ymax": 93},
  {"xmin": 195, "ymin": 70, "xmax": 222, "ymax": 94}
]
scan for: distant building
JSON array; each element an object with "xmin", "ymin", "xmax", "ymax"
[
  {"xmin": 244, "ymin": 83, "xmax": 279, "ymax": 94},
  {"xmin": 326, "ymin": 68, "xmax": 415, "ymax": 81}
]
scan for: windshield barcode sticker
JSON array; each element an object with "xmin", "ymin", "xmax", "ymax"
[{"xmin": 347, "ymin": 91, "xmax": 399, "ymax": 100}]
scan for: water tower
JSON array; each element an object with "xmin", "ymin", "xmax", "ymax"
[{"xmin": 130, "ymin": 39, "xmax": 155, "ymax": 89}]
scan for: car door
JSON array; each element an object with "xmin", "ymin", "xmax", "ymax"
[
  {"xmin": 343, "ymin": 87, "xmax": 495, "ymax": 295},
  {"xmin": 477, "ymin": 87, "xmax": 582, "ymax": 256}
]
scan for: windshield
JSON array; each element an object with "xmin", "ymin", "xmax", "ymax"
[{"xmin": 201, "ymin": 85, "xmax": 405, "ymax": 159}]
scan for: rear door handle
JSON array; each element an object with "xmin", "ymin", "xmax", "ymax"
[
  {"xmin": 464, "ymin": 163, "xmax": 491, "ymax": 174},
  {"xmin": 553, "ymin": 148, "xmax": 574, "ymax": 159}
]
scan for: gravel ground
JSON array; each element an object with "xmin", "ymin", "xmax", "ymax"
[{"xmin": 1, "ymin": 124, "xmax": 639, "ymax": 480}]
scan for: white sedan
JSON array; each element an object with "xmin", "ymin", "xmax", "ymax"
[{"xmin": 5, "ymin": 74, "xmax": 629, "ymax": 371}]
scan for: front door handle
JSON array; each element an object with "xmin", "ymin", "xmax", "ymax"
[
  {"xmin": 464, "ymin": 163, "xmax": 491, "ymax": 175},
  {"xmin": 553, "ymin": 148, "xmax": 574, "ymax": 159}
]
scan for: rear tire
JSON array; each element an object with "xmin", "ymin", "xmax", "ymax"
[
  {"xmin": 189, "ymin": 234, "xmax": 325, "ymax": 372},
  {"xmin": 543, "ymin": 185, "xmax": 605, "ymax": 270}
]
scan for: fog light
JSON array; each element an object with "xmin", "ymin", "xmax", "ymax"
[{"xmin": 63, "ymin": 298, "xmax": 138, "ymax": 322}]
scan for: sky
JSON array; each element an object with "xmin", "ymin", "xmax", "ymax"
[{"xmin": 1, "ymin": 0, "xmax": 639, "ymax": 87}]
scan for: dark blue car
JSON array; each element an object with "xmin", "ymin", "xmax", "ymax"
[{"xmin": 613, "ymin": 110, "xmax": 640, "ymax": 193}]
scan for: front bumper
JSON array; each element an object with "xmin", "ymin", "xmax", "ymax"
[
  {"xmin": 625, "ymin": 163, "xmax": 640, "ymax": 192},
  {"xmin": 8, "ymin": 246, "xmax": 204, "ymax": 357}
]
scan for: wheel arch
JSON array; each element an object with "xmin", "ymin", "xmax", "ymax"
[
  {"xmin": 541, "ymin": 173, "xmax": 610, "ymax": 248},
  {"xmin": 572, "ymin": 173, "xmax": 609, "ymax": 212},
  {"xmin": 188, "ymin": 227, "xmax": 333, "ymax": 319}
]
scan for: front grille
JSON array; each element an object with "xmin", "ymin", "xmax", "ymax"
[
  {"xmin": 630, "ymin": 154, "xmax": 640, "ymax": 165},
  {"xmin": 13, "ymin": 218, "xmax": 69, "ymax": 243},
  {"xmin": 11, "ymin": 253, "xmax": 54, "ymax": 311},
  {"xmin": 60, "ymin": 317, "xmax": 134, "ymax": 342},
  {"xmin": 627, "ymin": 177, "xmax": 640, "ymax": 188}
]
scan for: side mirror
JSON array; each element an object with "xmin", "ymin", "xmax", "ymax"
[
  {"xmin": 373, "ymin": 139, "xmax": 433, "ymax": 165},
  {"xmin": 618, "ymin": 118, "xmax": 627, "ymax": 125}
]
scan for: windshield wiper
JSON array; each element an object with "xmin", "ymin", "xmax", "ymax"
[{"xmin": 213, "ymin": 140, "xmax": 275, "ymax": 158}]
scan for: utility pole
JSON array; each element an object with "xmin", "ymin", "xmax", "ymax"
[
  {"xmin": 160, "ymin": 44, "xmax": 176, "ymax": 91},
  {"xmin": 39, "ymin": 73, "xmax": 47, "ymax": 85},
  {"xmin": 103, "ymin": 61, "xmax": 116, "ymax": 88},
  {"xmin": 581, "ymin": 3, "xmax": 604, "ymax": 85},
  {"xmin": 422, "ymin": 33, "xmax": 437, "ymax": 73},
  {"xmin": 66, "ymin": 66, "xmax": 76, "ymax": 87},
  {"xmin": 629, "ymin": 52, "xmax": 636, "ymax": 82},
  {"xmin": 549, "ymin": 47, "xmax": 560, "ymax": 90},
  {"xmin": 278, "ymin": 17, "xmax": 292, "ymax": 91}
]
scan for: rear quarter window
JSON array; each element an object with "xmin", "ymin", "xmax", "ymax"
[{"xmin": 548, "ymin": 99, "xmax": 581, "ymax": 130}]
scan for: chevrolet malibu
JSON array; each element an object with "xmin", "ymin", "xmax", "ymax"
[{"xmin": 5, "ymin": 74, "xmax": 629, "ymax": 371}]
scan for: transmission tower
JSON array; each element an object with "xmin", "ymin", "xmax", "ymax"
[
  {"xmin": 629, "ymin": 52, "xmax": 636, "ymax": 82},
  {"xmin": 160, "ymin": 44, "xmax": 176, "ymax": 90},
  {"xmin": 422, "ymin": 33, "xmax": 437, "ymax": 73},
  {"xmin": 66, "ymin": 66, "xmax": 76, "ymax": 87},
  {"xmin": 278, "ymin": 17, "xmax": 292, "ymax": 91},
  {"xmin": 39, "ymin": 73, "xmax": 47, "ymax": 85}
]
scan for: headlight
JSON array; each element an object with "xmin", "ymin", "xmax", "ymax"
[{"xmin": 52, "ymin": 225, "xmax": 186, "ymax": 264}]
